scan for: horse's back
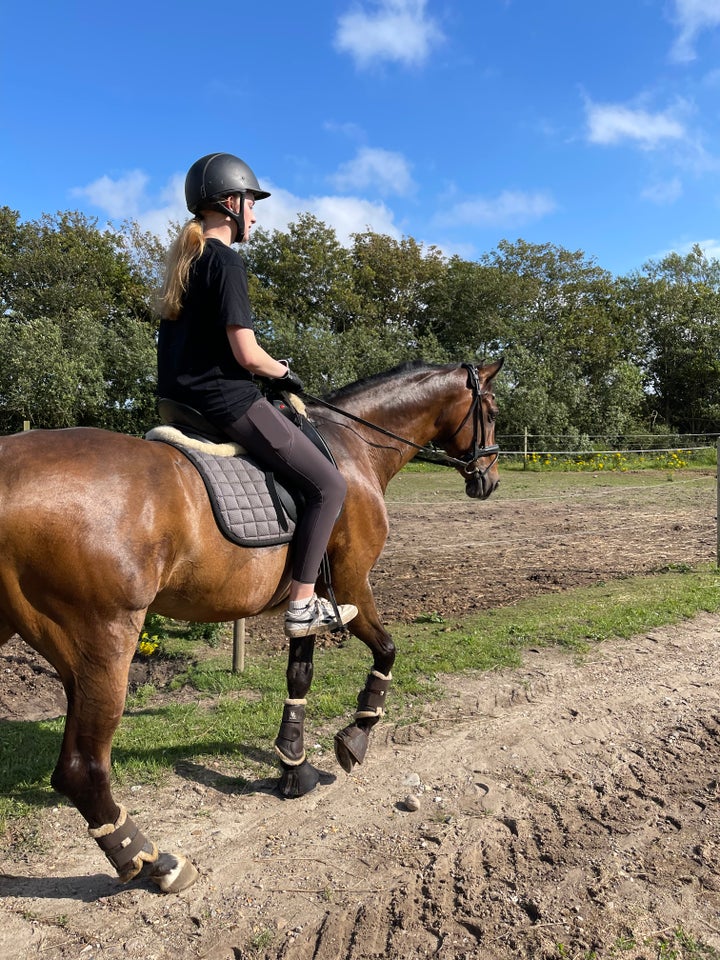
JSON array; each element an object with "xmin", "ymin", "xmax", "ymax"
[
  {"xmin": 0, "ymin": 427, "xmax": 290, "ymax": 634},
  {"xmin": 0, "ymin": 428, "xmax": 192, "ymax": 622},
  {"xmin": 0, "ymin": 426, "xmax": 171, "ymax": 482},
  {"xmin": 0, "ymin": 428, "xmax": 183, "ymax": 533}
]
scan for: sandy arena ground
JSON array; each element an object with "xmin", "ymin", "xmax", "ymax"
[{"xmin": 1, "ymin": 468, "xmax": 718, "ymax": 959}]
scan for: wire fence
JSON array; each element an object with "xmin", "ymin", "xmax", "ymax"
[
  {"xmin": 235, "ymin": 444, "xmax": 720, "ymax": 669},
  {"xmin": 498, "ymin": 431, "xmax": 720, "ymax": 459},
  {"xmin": 499, "ymin": 440, "xmax": 720, "ymax": 569},
  {"xmin": 501, "ymin": 446, "xmax": 712, "ymax": 456}
]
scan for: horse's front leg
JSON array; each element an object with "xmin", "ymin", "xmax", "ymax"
[
  {"xmin": 275, "ymin": 634, "xmax": 322, "ymax": 798},
  {"xmin": 332, "ymin": 589, "xmax": 396, "ymax": 774}
]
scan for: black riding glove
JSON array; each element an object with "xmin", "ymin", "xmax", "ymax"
[{"xmin": 280, "ymin": 368, "xmax": 304, "ymax": 393}]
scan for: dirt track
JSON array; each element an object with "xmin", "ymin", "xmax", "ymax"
[{"xmin": 1, "ymin": 469, "xmax": 719, "ymax": 959}]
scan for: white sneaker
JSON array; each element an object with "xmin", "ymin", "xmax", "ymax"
[{"xmin": 285, "ymin": 595, "xmax": 358, "ymax": 637}]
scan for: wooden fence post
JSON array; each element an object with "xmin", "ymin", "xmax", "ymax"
[{"xmin": 232, "ymin": 619, "xmax": 245, "ymax": 673}]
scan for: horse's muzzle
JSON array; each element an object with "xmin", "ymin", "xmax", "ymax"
[{"xmin": 465, "ymin": 472, "xmax": 499, "ymax": 500}]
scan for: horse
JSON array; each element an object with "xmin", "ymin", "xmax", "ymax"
[{"xmin": 0, "ymin": 357, "xmax": 503, "ymax": 894}]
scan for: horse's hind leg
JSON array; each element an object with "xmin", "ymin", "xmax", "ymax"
[
  {"xmin": 48, "ymin": 619, "xmax": 198, "ymax": 893},
  {"xmin": 274, "ymin": 634, "xmax": 322, "ymax": 798}
]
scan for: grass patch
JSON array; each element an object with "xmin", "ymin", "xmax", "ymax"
[
  {"xmin": 1, "ymin": 563, "xmax": 718, "ymax": 822},
  {"xmin": 410, "ymin": 562, "xmax": 720, "ymax": 659},
  {"xmin": 387, "ymin": 462, "xmax": 716, "ymax": 503},
  {"xmin": 555, "ymin": 926, "xmax": 720, "ymax": 959},
  {"xmin": 606, "ymin": 927, "xmax": 720, "ymax": 960}
]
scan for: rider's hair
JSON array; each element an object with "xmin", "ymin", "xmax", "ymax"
[{"xmin": 157, "ymin": 218, "xmax": 206, "ymax": 320}]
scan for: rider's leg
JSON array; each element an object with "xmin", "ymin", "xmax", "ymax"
[{"xmin": 224, "ymin": 400, "xmax": 357, "ymax": 635}]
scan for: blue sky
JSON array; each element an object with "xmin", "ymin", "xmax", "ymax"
[{"xmin": 3, "ymin": 0, "xmax": 720, "ymax": 277}]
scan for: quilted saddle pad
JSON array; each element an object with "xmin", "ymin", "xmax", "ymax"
[{"xmin": 146, "ymin": 430, "xmax": 296, "ymax": 547}]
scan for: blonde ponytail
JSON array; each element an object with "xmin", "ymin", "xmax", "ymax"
[{"xmin": 157, "ymin": 219, "xmax": 206, "ymax": 320}]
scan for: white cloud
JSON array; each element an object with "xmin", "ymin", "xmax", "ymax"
[
  {"xmin": 258, "ymin": 184, "xmax": 402, "ymax": 243},
  {"xmin": 74, "ymin": 171, "xmax": 402, "ymax": 246},
  {"xmin": 652, "ymin": 236, "xmax": 720, "ymax": 261},
  {"xmin": 138, "ymin": 175, "xmax": 187, "ymax": 236},
  {"xmin": 641, "ymin": 177, "xmax": 684, "ymax": 204},
  {"xmin": 438, "ymin": 190, "xmax": 557, "ymax": 228},
  {"xmin": 72, "ymin": 170, "xmax": 149, "ymax": 219},
  {"xmin": 701, "ymin": 66, "xmax": 720, "ymax": 86},
  {"xmin": 323, "ymin": 119, "xmax": 366, "ymax": 140},
  {"xmin": 585, "ymin": 101, "xmax": 686, "ymax": 148},
  {"xmin": 330, "ymin": 147, "xmax": 416, "ymax": 196},
  {"xmin": 335, "ymin": 0, "xmax": 444, "ymax": 68},
  {"xmin": 73, "ymin": 171, "xmax": 186, "ymax": 239},
  {"xmin": 694, "ymin": 237, "xmax": 720, "ymax": 259},
  {"xmin": 670, "ymin": 0, "xmax": 720, "ymax": 63}
]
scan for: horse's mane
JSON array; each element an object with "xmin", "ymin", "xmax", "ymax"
[{"xmin": 324, "ymin": 360, "xmax": 444, "ymax": 403}]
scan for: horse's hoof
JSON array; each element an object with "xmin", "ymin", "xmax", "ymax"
[
  {"xmin": 278, "ymin": 759, "xmax": 320, "ymax": 798},
  {"xmin": 149, "ymin": 852, "xmax": 199, "ymax": 894},
  {"xmin": 334, "ymin": 724, "xmax": 370, "ymax": 773}
]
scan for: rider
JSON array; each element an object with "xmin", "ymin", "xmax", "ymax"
[{"xmin": 157, "ymin": 152, "xmax": 358, "ymax": 638}]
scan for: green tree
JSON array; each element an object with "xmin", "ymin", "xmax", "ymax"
[
  {"xmin": 0, "ymin": 210, "xmax": 162, "ymax": 433},
  {"xmin": 424, "ymin": 255, "xmax": 512, "ymax": 363},
  {"xmin": 621, "ymin": 245, "xmax": 720, "ymax": 434},
  {"xmin": 13, "ymin": 204, "xmax": 719, "ymax": 445},
  {"xmin": 473, "ymin": 240, "xmax": 641, "ymax": 443},
  {"xmin": 247, "ymin": 213, "xmax": 358, "ymax": 332},
  {"xmin": 349, "ymin": 231, "xmax": 446, "ymax": 331},
  {"xmin": 245, "ymin": 214, "xmax": 362, "ymax": 391},
  {"xmin": 246, "ymin": 218, "xmax": 448, "ymax": 392},
  {"xmin": 346, "ymin": 231, "xmax": 449, "ymax": 379}
]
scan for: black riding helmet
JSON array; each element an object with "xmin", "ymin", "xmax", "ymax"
[{"xmin": 185, "ymin": 152, "xmax": 271, "ymax": 241}]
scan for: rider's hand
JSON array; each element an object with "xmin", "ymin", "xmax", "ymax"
[{"xmin": 280, "ymin": 368, "xmax": 305, "ymax": 393}]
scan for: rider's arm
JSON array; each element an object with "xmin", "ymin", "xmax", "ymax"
[{"xmin": 227, "ymin": 326, "xmax": 288, "ymax": 379}]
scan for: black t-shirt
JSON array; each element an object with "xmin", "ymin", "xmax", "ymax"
[{"xmin": 157, "ymin": 238, "xmax": 262, "ymax": 424}]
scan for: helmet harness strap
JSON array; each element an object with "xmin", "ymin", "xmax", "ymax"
[{"xmin": 210, "ymin": 195, "xmax": 246, "ymax": 243}]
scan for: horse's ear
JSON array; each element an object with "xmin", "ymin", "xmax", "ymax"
[{"xmin": 478, "ymin": 356, "xmax": 504, "ymax": 382}]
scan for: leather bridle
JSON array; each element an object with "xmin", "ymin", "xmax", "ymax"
[
  {"xmin": 295, "ymin": 363, "xmax": 500, "ymax": 482},
  {"xmin": 414, "ymin": 363, "xmax": 499, "ymax": 481}
]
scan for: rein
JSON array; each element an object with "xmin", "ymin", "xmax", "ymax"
[{"xmin": 294, "ymin": 363, "xmax": 499, "ymax": 479}]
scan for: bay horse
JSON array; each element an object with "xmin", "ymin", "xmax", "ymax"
[{"xmin": 0, "ymin": 357, "xmax": 503, "ymax": 893}]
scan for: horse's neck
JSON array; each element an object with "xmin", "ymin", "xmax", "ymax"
[{"xmin": 341, "ymin": 372, "xmax": 453, "ymax": 486}]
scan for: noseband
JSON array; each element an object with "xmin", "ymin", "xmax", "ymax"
[{"xmin": 289, "ymin": 363, "xmax": 499, "ymax": 481}]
